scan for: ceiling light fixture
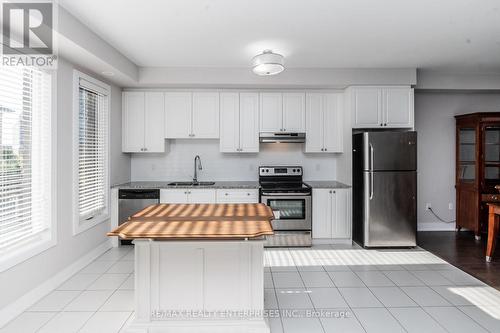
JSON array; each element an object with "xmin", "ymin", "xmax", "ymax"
[{"xmin": 251, "ymin": 50, "xmax": 285, "ymax": 76}]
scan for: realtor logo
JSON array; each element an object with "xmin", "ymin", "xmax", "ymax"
[{"xmin": 1, "ymin": 1, "xmax": 57, "ymax": 67}]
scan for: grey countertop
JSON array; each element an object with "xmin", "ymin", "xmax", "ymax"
[
  {"xmin": 111, "ymin": 181, "xmax": 261, "ymax": 189},
  {"xmin": 112, "ymin": 180, "xmax": 350, "ymax": 190},
  {"xmin": 304, "ymin": 181, "xmax": 351, "ymax": 189}
]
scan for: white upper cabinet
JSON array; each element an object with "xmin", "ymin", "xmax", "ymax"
[
  {"xmin": 305, "ymin": 93, "xmax": 343, "ymax": 153},
  {"xmin": 165, "ymin": 92, "xmax": 220, "ymax": 139},
  {"xmin": 351, "ymin": 86, "xmax": 414, "ymax": 129},
  {"xmin": 351, "ymin": 87, "xmax": 383, "ymax": 128},
  {"xmin": 144, "ymin": 92, "xmax": 166, "ymax": 152},
  {"xmin": 220, "ymin": 92, "xmax": 259, "ymax": 153},
  {"xmin": 239, "ymin": 93, "xmax": 259, "ymax": 152},
  {"xmin": 260, "ymin": 92, "xmax": 305, "ymax": 132},
  {"xmin": 305, "ymin": 93, "xmax": 323, "ymax": 153},
  {"xmin": 260, "ymin": 93, "xmax": 282, "ymax": 132},
  {"xmin": 192, "ymin": 92, "xmax": 219, "ymax": 138},
  {"xmin": 219, "ymin": 93, "xmax": 240, "ymax": 152},
  {"xmin": 282, "ymin": 93, "xmax": 306, "ymax": 132},
  {"xmin": 312, "ymin": 188, "xmax": 351, "ymax": 239},
  {"xmin": 122, "ymin": 91, "xmax": 166, "ymax": 153},
  {"xmin": 165, "ymin": 92, "xmax": 192, "ymax": 139},
  {"xmin": 383, "ymin": 87, "xmax": 414, "ymax": 127},
  {"xmin": 122, "ymin": 91, "xmax": 145, "ymax": 152}
]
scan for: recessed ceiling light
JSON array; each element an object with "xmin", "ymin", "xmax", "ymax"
[
  {"xmin": 251, "ymin": 50, "xmax": 284, "ymax": 76},
  {"xmin": 101, "ymin": 71, "xmax": 114, "ymax": 76}
]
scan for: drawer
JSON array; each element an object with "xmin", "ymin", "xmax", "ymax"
[
  {"xmin": 482, "ymin": 194, "xmax": 500, "ymax": 203},
  {"xmin": 216, "ymin": 189, "xmax": 259, "ymax": 203}
]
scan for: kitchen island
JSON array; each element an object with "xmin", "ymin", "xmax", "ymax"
[{"xmin": 108, "ymin": 203, "xmax": 274, "ymax": 333}]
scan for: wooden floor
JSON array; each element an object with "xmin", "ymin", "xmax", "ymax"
[{"xmin": 418, "ymin": 231, "xmax": 500, "ymax": 290}]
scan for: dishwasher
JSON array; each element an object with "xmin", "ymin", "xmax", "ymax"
[{"xmin": 118, "ymin": 189, "xmax": 160, "ymax": 245}]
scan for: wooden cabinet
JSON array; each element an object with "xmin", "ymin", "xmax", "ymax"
[
  {"xmin": 160, "ymin": 189, "xmax": 216, "ymax": 203},
  {"xmin": 220, "ymin": 92, "xmax": 259, "ymax": 153},
  {"xmin": 216, "ymin": 189, "xmax": 259, "ymax": 203},
  {"xmin": 122, "ymin": 91, "xmax": 166, "ymax": 152},
  {"xmin": 260, "ymin": 92, "xmax": 305, "ymax": 132},
  {"xmin": 165, "ymin": 92, "xmax": 219, "ymax": 139},
  {"xmin": 455, "ymin": 113, "xmax": 500, "ymax": 239},
  {"xmin": 305, "ymin": 93, "xmax": 343, "ymax": 153},
  {"xmin": 351, "ymin": 86, "xmax": 413, "ymax": 129},
  {"xmin": 312, "ymin": 188, "xmax": 351, "ymax": 239}
]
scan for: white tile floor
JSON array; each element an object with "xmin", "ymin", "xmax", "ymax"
[{"xmin": 2, "ymin": 244, "xmax": 500, "ymax": 332}]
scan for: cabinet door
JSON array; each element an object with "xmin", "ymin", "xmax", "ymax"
[
  {"xmin": 323, "ymin": 93, "xmax": 343, "ymax": 153},
  {"xmin": 239, "ymin": 93, "xmax": 259, "ymax": 152},
  {"xmin": 219, "ymin": 93, "xmax": 240, "ymax": 152},
  {"xmin": 283, "ymin": 92, "xmax": 305, "ymax": 132},
  {"xmin": 192, "ymin": 92, "xmax": 220, "ymax": 138},
  {"xmin": 305, "ymin": 93, "xmax": 324, "ymax": 153},
  {"xmin": 383, "ymin": 87, "xmax": 414, "ymax": 128},
  {"xmin": 160, "ymin": 189, "xmax": 188, "ymax": 203},
  {"xmin": 352, "ymin": 87, "xmax": 383, "ymax": 128},
  {"xmin": 122, "ymin": 91, "xmax": 145, "ymax": 152},
  {"xmin": 332, "ymin": 189, "xmax": 352, "ymax": 239},
  {"xmin": 165, "ymin": 92, "xmax": 192, "ymax": 138},
  {"xmin": 260, "ymin": 93, "xmax": 283, "ymax": 132},
  {"xmin": 188, "ymin": 189, "xmax": 216, "ymax": 203},
  {"xmin": 312, "ymin": 189, "xmax": 332, "ymax": 238},
  {"xmin": 144, "ymin": 92, "xmax": 165, "ymax": 152}
]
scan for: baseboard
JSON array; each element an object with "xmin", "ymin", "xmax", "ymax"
[
  {"xmin": 0, "ymin": 240, "xmax": 112, "ymax": 328},
  {"xmin": 418, "ymin": 222, "xmax": 456, "ymax": 231}
]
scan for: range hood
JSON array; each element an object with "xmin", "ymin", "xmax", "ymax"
[{"xmin": 259, "ymin": 132, "xmax": 306, "ymax": 143}]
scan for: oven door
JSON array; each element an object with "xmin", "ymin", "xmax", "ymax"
[{"xmin": 260, "ymin": 193, "xmax": 311, "ymax": 230}]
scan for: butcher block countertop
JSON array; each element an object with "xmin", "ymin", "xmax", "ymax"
[{"xmin": 107, "ymin": 203, "xmax": 274, "ymax": 240}]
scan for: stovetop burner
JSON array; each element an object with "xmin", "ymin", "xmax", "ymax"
[{"xmin": 258, "ymin": 166, "xmax": 311, "ymax": 194}]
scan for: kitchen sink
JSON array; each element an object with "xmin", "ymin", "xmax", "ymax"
[{"xmin": 167, "ymin": 181, "xmax": 216, "ymax": 186}]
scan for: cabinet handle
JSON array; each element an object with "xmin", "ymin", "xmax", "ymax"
[
  {"xmin": 329, "ymin": 190, "xmax": 332, "ymax": 194},
  {"xmin": 324, "ymin": 148, "xmax": 327, "ymax": 151},
  {"xmin": 247, "ymin": 193, "xmax": 251, "ymax": 196},
  {"xmin": 380, "ymin": 123, "xmax": 383, "ymax": 127},
  {"xmin": 333, "ymin": 190, "xmax": 336, "ymax": 194},
  {"xmin": 225, "ymin": 193, "xmax": 228, "ymax": 196},
  {"xmin": 384, "ymin": 123, "xmax": 387, "ymax": 127},
  {"xmin": 144, "ymin": 147, "xmax": 148, "ymax": 151}
]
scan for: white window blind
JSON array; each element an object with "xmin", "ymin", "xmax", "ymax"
[
  {"xmin": 77, "ymin": 78, "xmax": 109, "ymax": 223},
  {"xmin": 0, "ymin": 67, "xmax": 52, "ymax": 253}
]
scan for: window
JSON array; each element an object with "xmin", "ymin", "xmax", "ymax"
[
  {"xmin": 0, "ymin": 67, "xmax": 54, "ymax": 271},
  {"xmin": 73, "ymin": 71, "xmax": 110, "ymax": 234}
]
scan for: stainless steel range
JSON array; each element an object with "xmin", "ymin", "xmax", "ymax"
[{"xmin": 259, "ymin": 166, "xmax": 312, "ymax": 247}]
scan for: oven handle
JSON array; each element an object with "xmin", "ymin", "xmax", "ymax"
[{"xmin": 260, "ymin": 192, "xmax": 311, "ymax": 196}]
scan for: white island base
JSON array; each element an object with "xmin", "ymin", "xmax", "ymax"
[{"xmin": 123, "ymin": 239, "xmax": 270, "ymax": 333}]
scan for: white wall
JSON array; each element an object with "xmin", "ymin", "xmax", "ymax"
[
  {"xmin": 131, "ymin": 140, "xmax": 337, "ymax": 181},
  {"xmin": 0, "ymin": 58, "xmax": 130, "ymax": 311},
  {"xmin": 415, "ymin": 91, "xmax": 500, "ymax": 231}
]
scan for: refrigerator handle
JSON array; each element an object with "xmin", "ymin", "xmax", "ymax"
[{"xmin": 369, "ymin": 143, "xmax": 374, "ymax": 200}]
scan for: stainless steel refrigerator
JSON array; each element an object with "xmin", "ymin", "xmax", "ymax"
[{"xmin": 352, "ymin": 131, "xmax": 417, "ymax": 247}]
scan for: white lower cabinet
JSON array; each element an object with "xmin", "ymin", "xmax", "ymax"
[
  {"xmin": 312, "ymin": 188, "xmax": 351, "ymax": 239},
  {"xmin": 160, "ymin": 189, "xmax": 216, "ymax": 203},
  {"xmin": 216, "ymin": 189, "xmax": 259, "ymax": 203}
]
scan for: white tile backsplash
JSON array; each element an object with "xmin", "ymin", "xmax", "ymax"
[{"xmin": 130, "ymin": 139, "xmax": 337, "ymax": 181}]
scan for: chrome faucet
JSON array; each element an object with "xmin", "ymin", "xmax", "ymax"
[{"xmin": 193, "ymin": 155, "xmax": 202, "ymax": 183}]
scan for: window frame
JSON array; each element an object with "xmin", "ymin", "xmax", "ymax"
[
  {"xmin": 72, "ymin": 70, "xmax": 111, "ymax": 235},
  {"xmin": 0, "ymin": 68, "xmax": 57, "ymax": 273}
]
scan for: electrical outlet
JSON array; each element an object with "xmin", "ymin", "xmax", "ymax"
[
  {"xmin": 448, "ymin": 203, "xmax": 453, "ymax": 210},
  {"xmin": 425, "ymin": 203, "xmax": 432, "ymax": 211}
]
